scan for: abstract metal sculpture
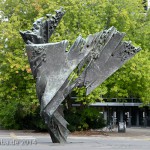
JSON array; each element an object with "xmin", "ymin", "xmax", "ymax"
[{"xmin": 20, "ymin": 8, "xmax": 141, "ymax": 143}]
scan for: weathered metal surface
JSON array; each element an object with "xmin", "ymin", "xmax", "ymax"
[{"xmin": 20, "ymin": 8, "xmax": 141, "ymax": 143}]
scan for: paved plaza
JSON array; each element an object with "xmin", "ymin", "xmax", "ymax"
[{"xmin": 0, "ymin": 127, "xmax": 150, "ymax": 150}]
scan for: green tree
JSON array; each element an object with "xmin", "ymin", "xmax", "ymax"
[
  {"xmin": 100, "ymin": 0, "xmax": 150, "ymax": 105},
  {"xmin": 0, "ymin": 0, "xmax": 41, "ymax": 128},
  {"xmin": 70, "ymin": 0, "xmax": 150, "ymax": 105}
]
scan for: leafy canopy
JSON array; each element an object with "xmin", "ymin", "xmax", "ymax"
[{"xmin": 0, "ymin": 0, "xmax": 149, "ymax": 128}]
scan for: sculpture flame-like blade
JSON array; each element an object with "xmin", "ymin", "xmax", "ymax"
[{"xmin": 20, "ymin": 8, "xmax": 141, "ymax": 143}]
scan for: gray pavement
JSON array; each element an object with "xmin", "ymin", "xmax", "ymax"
[{"xmin": 0, "ymin": 127, "xmax": 150, "ymax": 150}]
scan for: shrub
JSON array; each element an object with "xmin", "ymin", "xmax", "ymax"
[{"xmin": 64, "ymin": 107, "xmax": 106, "ymax": 132}]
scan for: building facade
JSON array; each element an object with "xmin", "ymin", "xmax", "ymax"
[
  {"xmin": 72, "ymin": 98, "xmax": 150, "ymax": 127},
  {"xmin": 90, "ymin": 99, "xmax": 150, "ymax": 127}
]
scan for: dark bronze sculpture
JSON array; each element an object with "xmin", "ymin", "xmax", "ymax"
[{"xmin": 20, "ymin": 8, "xmax": 141, "ymax": 143}]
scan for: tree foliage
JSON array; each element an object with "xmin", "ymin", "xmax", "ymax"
[
  {"xmin": 0, "ymin": 0, "xmax": 150, "ymax": 129},
  {"xmin": 64, "ymin": 107, "xmax": 106, "ymax": 131}
]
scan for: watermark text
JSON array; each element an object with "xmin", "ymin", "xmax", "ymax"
[{"xmin": 0, "ymin": 139, "xmax": 37, "ymax": 146}]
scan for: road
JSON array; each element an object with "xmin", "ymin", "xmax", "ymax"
[{"xmin": 0, "ymin": 128, "xmax": 150, "ymax": 150}]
